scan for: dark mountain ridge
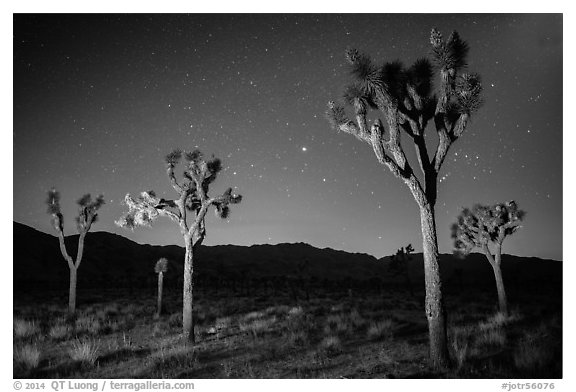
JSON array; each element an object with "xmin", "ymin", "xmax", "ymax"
[{"xmin": 13, "ymin": 221, "xmax": 561, "ymax": 293}]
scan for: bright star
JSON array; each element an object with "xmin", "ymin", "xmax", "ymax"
[{"xmin": 301, "ymin": 147, "xmax": 307, "ymax": 152}]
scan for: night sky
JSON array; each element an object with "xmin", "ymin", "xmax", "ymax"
[{"xmin": 13, "ymin": 14, "xmax": 563, "ymax": 260}]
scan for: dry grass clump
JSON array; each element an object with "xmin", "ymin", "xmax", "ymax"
[
  {"xmin": 476, "ymin": 328, "xmax": 506, "ymax": 347},
  {"xmin": 14, "ymin": 318, "xmax": 41, "ymax": 339},
  {"xmin": 49, "ymin": 324, "xmax": 72, "ymax": 341},
  {"xmin": 324, "ymin": 313, "xmax": 351, "ymax": 335},
  {"xmin": 513, "ymin": 324, "xmax": 556, "ymax": 372},
  {"xmin": 349, "ymin": 309, "xmax": 365, "ymax": 328},
  {"xmin": 75, "ymin": 315, "xmax": 102, "ymax": 335},
  {"xmin": 68, "ymin": 339, "xmax": 100, "ymax": 366},
  {"xmin": 367, "ymin": 319, "xmax": 395, "ymax": 340},
  {"xmin": 449, "ymin": 325, "xmax": 475, "ymax": 369},
  {"xmin": 288, "ymin": 306, "xmax": 304, "ymax": 317},
  {"xmin": 240, "ymin": 315, "xmax": 277, "ymax": 338},
  {"xmin": 14, "ymin": 344, "xmax": 42, "ymax": 370},
  {"xmin": 478, "ymin": 311, "xmax": 522, "ymax": 331},
  {"xmin": 153, "ymin": 344, "xmax": 197, "ymax": 370},
  {"xmin": 320, "ymin": 335, "xmax": 342, "ymax": 355}
]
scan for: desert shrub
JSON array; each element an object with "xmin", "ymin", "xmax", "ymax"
[
  {"xmin": 215, "ymin": 316, "xmax": 232, "ymax": 330},
  {"xmin": 243, "ymin": 311, "xmax": 265, "ymax": 321},
  {"xmin": 68, "ymin": 339, "xmax": 100, "ymax": 366},
  {"xmin": 49, "ymin": 324, "xmax": 72, "ymax": 341},
  {"xmin": 14, "ymin": 319, "xmax": 40, "ymax": 339},
  {"xmin": 513, "ymin": 325, "xmax": 555, "ymax": 372},
  {"xmin": 154, "ymin": 344, "xmax": 197, "ymax": 369},
  {"xmin": 349, "ymin": 309, "xmax": 365, "ymax": 328},
  {"xmin": 168, "ymin": 313, "xmax": 181, "ymax": 328},
  {"xmin": 367, "ymin": 319, "xmax": 395, "ymax": 340},
  {"xmin": 287, "ymin": 329, "xmax": 309, "ymax": 347},
  {"xmin": 75, "ymin": 315, "xmax": 101, "ymax": 335},
  {"xmin": 377, "ymin": 346, "xmax": 395, "ymax": 366},
  {"xmin": 450, "ymin": 327, "xmax": 472, "ymax": 369},
  {"xmin": 288, "ymin": 306, "xmax": 304, "ymax": 317},
  {"xmin": 95, "ymin": 308, "xmax": 109, "ymax": 321},
  {"xmin": 324, "ymin": 314, "xmax": 351, "ymax": 335},
  {"xmin": 320, "ymin": 335, "xmax": 342, "ymax": 355},
  {"xmin": 478, "ymin": 311, "xmax": 522, "ymax": 331},
  {"xmin": 240, "ymin": 316, "xmax": 277, "ymax": 338},
  {"xmin": 513, "ymin": 342, "xmax": 554, "ymax": 372},
  {"xmin": 476, "ymin": 327, "xmax": 506, "ymax": 348},
  {"xmin": 14, "ymin": 344, "xmax": 41, "ymax": 370},
  {"xmin": 120, "ymin": 304, "xmax": 139, "ymax": 316},
  {"xmin": 118, "ymin": 314, "xmax": 137, "ymax": 331},
  {"xmin": 105, "ymin": 320, "xmax": 121, "ymax": 333},
  {"xmin": 221, "ymin": 360, "xmax": 233, "ymax": 378},
  {"xmin": 103, "ymin": 303, "xmax": 120, "ymax": 317}
]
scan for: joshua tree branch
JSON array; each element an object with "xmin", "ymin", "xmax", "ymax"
[
  {"xmin": 482, "ymin": 244, "xmax": 496, "ymax": 267},
  {"xmin": 432, "ymin": 115, "xmax": 452, "ymax": 173},
  {"xmin": 157, "ymin": 208, "xmax": 181, "ymax": 224},
  {"xmin": 432, "ymin": 67, "xmax": 455, "ymax": 173},
  {"xmin": 451, "ymin": 113, "xmax": 469, "ymax": 139},
  {"xmin": 56, "ymin": 231, "xmax": 75, "ymax": 270},
  {"xmin": 497, "ymin": 220, "xmax": 522, "ymax": 244},
  {"xmin": 75, "ymin": 232, "xmax": 86, "ymax": 269},
  {"xmin": 338, "ymin": 117, "xmax": 372, "ymax": 144},
  {"xmin": 189, "ymin": 200, "xmax": 212, "ymax": 238},
  {"xmin": 167, "ymin": 165, "xmax": 183, "ymax": 194}
]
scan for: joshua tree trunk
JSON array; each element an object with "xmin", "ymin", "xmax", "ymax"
[
  {"xmin": 69, "ymin": 267, "xmax": 77, "ymax": 314},
  {"xmin": 488, "ymin": 245, "xmax": 508, "ymax": 316},
  {"xmin": 182, "ymin": 235, "xmax": 195, "ymax": 342},
  {"xmin": 156, "ymin": 271, "xmax": 164, "ymax": 318},
  {"xmin": 419, "ymin": 202, "xmax": 450, "ymax": 369},
  {"xmin": 57, "ymin": 231, "xmax": 85, "ymax": 316}
]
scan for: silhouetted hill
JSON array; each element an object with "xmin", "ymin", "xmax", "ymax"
[{"xmin": 13, "ymin": 221, "xmax": 561, "ymax": 294}]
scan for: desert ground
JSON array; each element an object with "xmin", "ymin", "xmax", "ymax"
[{"xmin": 13, "ymin": 279, "xmax": 561, "ymax": 379}]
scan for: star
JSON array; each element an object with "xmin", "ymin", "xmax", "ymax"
[{"xmin": 301, "ymin": 147, "xmax": 307, "ymax": 152}]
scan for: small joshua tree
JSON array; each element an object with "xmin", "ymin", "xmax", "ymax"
[
  {"xmin": 325, "ymin": 28, "xmax": 482, "ymax": 368},
  {"xmin": 389, "ymin": 244, "xmax": 414, "ymax": 297},
  {"xmin": 451, "ymin": 201, "xmax": 525, "ymax": 316},
  {"xmin": 116, "ymin": 149, "xmax": 241, "ymax": 342},
  {"xmin": 46, "ymin": 188, "xmax": 105, "ymax": 315},
  {"xmin": 154, "ymin": 258, "xmax": 169, "ymax": 318}
]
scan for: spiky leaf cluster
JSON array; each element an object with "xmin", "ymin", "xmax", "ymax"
[
  {"xmin": 406, "ymin": 58, "xmax": 434, "ymax": 98},
  {"xmin": 345, "ymin": 48, "xmax": 382, "ymax": 95},
  {"xmin": 328, "ymin": 29, "xmax": 481, "ymax": 146},
  {"xmin": 454, "ymin": 73, "xmax": 484, "ymax": 115},
  {"xmin": 430, "ymin": 29, "xmax": 469, "ymax": 71},
  {"xmin": 155, "ymin": 257, "xmax": 169, "ymax": 274},
  {"xmin": 75, "ymin": 194, "xmax": 105, "ymax": 231},
  {"xmin": 325, "ymin": 101, "xmax": 351, "ymax": 131},
  {"xmin": 118, "ymin": 148, "xmax": 242, "ymax": 236},
  {"xmin": 46, "ymin": 188, "xmax": 61, "ymax": 214},
  {"xmin": 337, "ymin": 49, "xmax": 435, "ymax": 119},
  {"xmin": 214, "ymin": 187, "xmax": 243, "ymax": 219},
  {"xmin": 165, "ymin": 149, "xmax": 183, "ymax": 167},
  {"xmin": 115, "ymin": 191, "xmax": 163, "ymax": 230},
  {"xmin": 46, "ymin": 188, "xmax": 64, "ymax": 231},
  {"xmin": 451, "ymin": 201, "xmax": 525, "ymax": 256},
  {"xmin": 176, "ymin": 149, "xmax": 224, "ymax": 202}
]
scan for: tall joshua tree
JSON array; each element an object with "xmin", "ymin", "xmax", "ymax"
[
  {"xmin": 325, "ymin": 28, "xmax": 483, "ymax": 368},
  {"xmin": 46, "ymin": 188, "xmax": 105, "ymax": 315},
  {"xmin": 116, "ymin": 149, "xmax": 242, "ymax": 342},
  {"xmin": 451, "ymin": 201, "xmax": 525, "ymax": 316},
  {"xmin": 155, "ymin": 257, "xmax": 169, "ymax": 318}
]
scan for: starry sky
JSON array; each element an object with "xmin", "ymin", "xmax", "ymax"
[{"xmin": 13, "ymin": 14, "xmax": 563, "ymax": 260}]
